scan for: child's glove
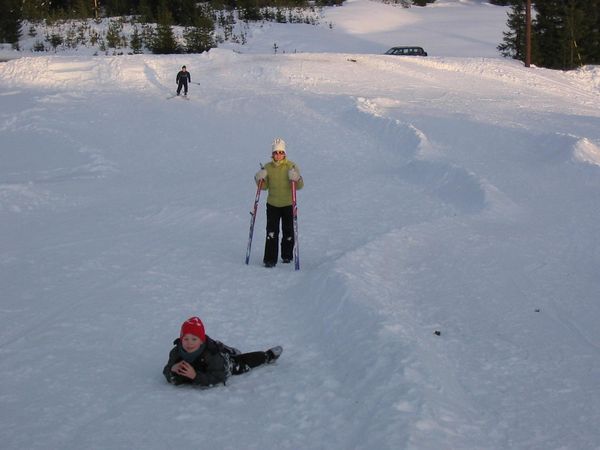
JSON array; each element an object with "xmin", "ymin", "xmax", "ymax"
[
  {"xmin": 288, "ymin": 168, "xmax": 300, "ymax": 182},
  {"xmin": 255, "ymin": 169, "xmax": 267, "ymax": 182}
]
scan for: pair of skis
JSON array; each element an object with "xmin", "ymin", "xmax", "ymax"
[
  {"xmin": 245, "ymin": 168, "xmax": 300, "ymax": 270},
  {"xmin": 166, "ymin": 94, "xmax": 190, "ymax": 100}
]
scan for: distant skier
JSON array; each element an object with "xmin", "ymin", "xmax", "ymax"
[
  {"xmin": 163, "ymin": 316, "xmax": 282, "ymax": 387},
  {"xmin": 176, "ymin": 65, "xmax": 191, "ymax": 96},
  {"xmin": 254, "ymin": 138, "xmax": 303, "ymax": 268}
]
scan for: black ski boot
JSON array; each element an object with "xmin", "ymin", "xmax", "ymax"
[{"xmin": 266, "ymin": 346, "xmax": 283, "ymax": 363}]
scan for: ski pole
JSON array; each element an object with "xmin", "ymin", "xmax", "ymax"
[
  {"xmin": 245, "ymin": 165, "xmax": 264, "ymax": 265},
  {"xmin": 291, "ymin": 176, "xmax": 300, "ymax": 271}
]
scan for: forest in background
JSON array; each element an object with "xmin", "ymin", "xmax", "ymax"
[
  {"xmin": 498, "ymin": 0, "xmax": 600, "ymax": 69},
  {"xmin": 2, "ymin": 0, "xmax": 600, "ymax": 69},
  {"xmin": 0, "ymin": 0, "xmax": 340, "ymax": 54}
]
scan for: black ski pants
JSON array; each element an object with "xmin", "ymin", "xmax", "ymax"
[
  {"xmin": 263, "ymin": 203, "xmax": 294, "ymax": 265},
  {"xmin": 177, "ymin": 79, "xmax": 188, "ymax": 95},
  {"xmin": 231, "ymin": 352, "xmax": 268, "ymax": 375}
]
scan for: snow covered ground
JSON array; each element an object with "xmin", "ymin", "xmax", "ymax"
[
  {"xmin": 227, "ymin": 0, "xmax": 509, "ymax": 56},
  {"xmin": 1, "ymin": 1, "xmax": 600, "ymax": 449}
]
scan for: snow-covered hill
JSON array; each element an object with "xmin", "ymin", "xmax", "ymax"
[{"xmin": 1, "ymin": 1, "xmax": 599, "ymax": 449}]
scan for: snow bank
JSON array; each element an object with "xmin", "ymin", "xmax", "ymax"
[{"xmin": 573, "ymin": 137, "xmax": 600, "ymax": 166}]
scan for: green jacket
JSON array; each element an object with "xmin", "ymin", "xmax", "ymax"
[{"xmin": 259, "ymin": 159, "xmax": 304, "ymax": 207}]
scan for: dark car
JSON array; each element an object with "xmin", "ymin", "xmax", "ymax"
[{"xmin": 385, "ymin": 46, "xmax": 428, "ymax": 56}]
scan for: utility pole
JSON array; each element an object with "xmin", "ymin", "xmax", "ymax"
[{"xmin": 525, "ymin": 0, "xmax": 531, "ymax": 67}]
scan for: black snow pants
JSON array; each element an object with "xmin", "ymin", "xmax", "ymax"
[
  {"xmin": 177, "ymin": 79, "xmax": 188, "ymax": 95},
  {"xmin": 263, "ymin": 203, "xmax": 294, "ymax": 265},
  {"xmin": 230, "ymin": 352, "xmax": 269, "ymax": 375}
]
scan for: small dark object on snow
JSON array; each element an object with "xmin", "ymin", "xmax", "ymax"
[
  {"xmin": 534, "ymin": 308, "xmax": 541, "ymax": 312},
  {"xmin": 347, "ymin": 58, "xmax": 357, "ymax": 62},
  {"xmin": 434, "ymin": 330, "xmax": 441, "ymax": 336}
]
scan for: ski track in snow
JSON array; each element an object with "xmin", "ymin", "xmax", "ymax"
[{"xmin": 1, "ymin": 40, "xmax": 600, "ymax": 450}]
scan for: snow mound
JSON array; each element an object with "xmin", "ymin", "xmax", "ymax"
[
  {"xmin": 573, "ymin": 138, "xmax": 600, "ymax": 166},
  {"xmin": 355, "ymin": 96, "xmax": 514, "ymax": 215},
  {"xmin": 398, "ymin": 160, "xmax": 486, "ymax": 214},
  {"xmin": 0, "ymin": 55, "xmax": 171, "ymax": 91},
  {"xmin": 567, "ymin": 65, "xmax": 600, "ymax": 94}
]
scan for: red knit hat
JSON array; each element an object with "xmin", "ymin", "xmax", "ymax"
[{"xmin": 180, "ymin": 316, "xmax": 206, "ymax": 341}]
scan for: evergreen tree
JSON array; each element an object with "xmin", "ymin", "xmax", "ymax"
[
  {"xmin": 498, "ymin": 1, "xmax": 527, "ymax": 60},
  {"xmin": 21, "ymin": 0, "xmax": 49, "ymax": 21},
  {"xmin": 138, "ymin": 0, "xmax": 155, "ymax": 23},
  {"xmin": 151, "ymin": 1, "xmax": 179, "ymax": 54},
  {"xmin": 534, "ymin": 0, "xmax": 573, "ymax": 69},
  {"xmin": 577, "ymin": 0, "xmax": 600, "ymax": 64},
  {"xmin": 130, "ymin": 27, "xmax": 143, "ymax": 53},
  {"xmin": 500, "ymin": 0, "xmax": 600, "ymax": 69},
  {"xmin": 314, "ymin": 0, "xmax": 343, "ymax": 5},
  {"xmin": 183, "ymin": 25, "xmax": 215, "ymax": 53},
  {"xmin": 104, "ymin": 0, "xmax": 133, "ymax": 16},
  {"xmin": 0, "ymin": 0, "xmax": 22, "ymax": 45},
  {"xmin": 69, "ymin": 0, "xmax": 91, "ymax": 18},
  {"xmin": 48, "ymin": 33, "xmax": 64, "ymax": 52},
  {"xmin": 239, "ymin": 0, "xmax": 262, "ymax": 22},
  {"xmin": 563, "ymin": 1, "xmax": 585, "ymax": 67},
  {"xmin": 106, "ymin": 20, "xmax": 123, "ymax": 48},
  {"xmin": 170, "ymin": 0, "xmax": 198, "ymax": 27},
  {"xmin": 412, "ymin": 0, "xmax": 436, "ymax": 6}
]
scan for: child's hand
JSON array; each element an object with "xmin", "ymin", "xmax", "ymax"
[{"xmin": 172, "ymin": 361, "xmax": 197, "ymax": 380}]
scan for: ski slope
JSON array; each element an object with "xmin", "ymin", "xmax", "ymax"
[{"xmin": 1, "ymin": 1, "xmax": 600, "ymax": 449}]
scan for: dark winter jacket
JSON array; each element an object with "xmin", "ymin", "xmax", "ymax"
[
  {"xmin": 163, "ymin": 335, "xmax": 228, "ymax": 387},
  {"xmin": 176, "ymin": 70, "xmax": 191, "ymax": 85}
]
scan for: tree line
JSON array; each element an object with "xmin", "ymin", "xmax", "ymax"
[
  {"xmin": 497, "ymin": 0, "xmax": 600, "ymax": 69},
  {"xmin": 0, "ymin": 0, "xmax": 342, "ymax": 53},
  {"xmin": 4, "ymin": 0, "xmax": 599, "ymax": 68}
]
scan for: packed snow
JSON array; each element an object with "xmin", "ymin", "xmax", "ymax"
[{"xmin": 1, "ymin": 1, "xmax": 599, "ymax": 449}]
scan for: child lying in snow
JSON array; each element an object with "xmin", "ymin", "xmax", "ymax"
[{"xmin": 163, "ymin": 316, "xmax": 282, "ymax": 387}]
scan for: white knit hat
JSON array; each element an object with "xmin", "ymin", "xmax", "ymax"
[{"xmin": 272, "ymin": 138, "xmax": 286, "ymax": 153}]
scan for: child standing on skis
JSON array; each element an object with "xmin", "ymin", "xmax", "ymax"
[
  {"xmin": 175, "ymin": 65, "xmax": 191, "ymax": 96},
  {"xmin": 163, "ymin": 316, "xmax": 282, "ymax": 387},
  {"xmin": 254, "ymin": 138, "xmax": 303, "ymax": 268}
]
